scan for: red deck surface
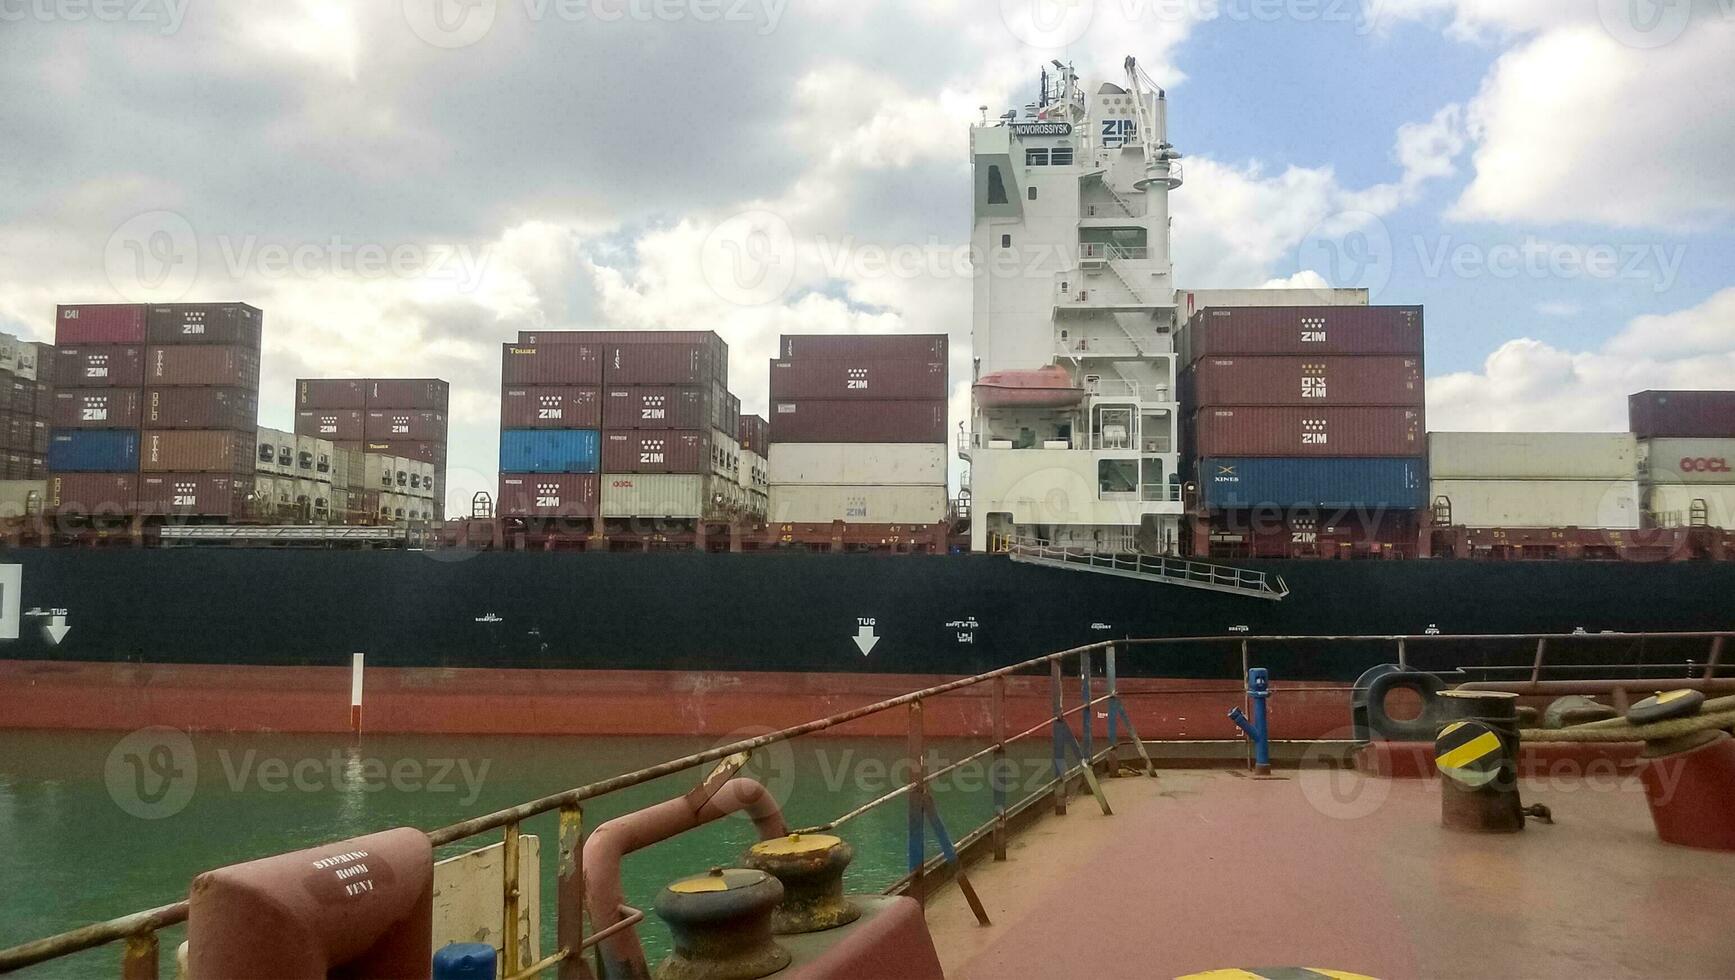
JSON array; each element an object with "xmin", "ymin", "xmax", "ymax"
[{"xmin": 927, "ymin": 770, "xmax": 1735, "ymax": 979}]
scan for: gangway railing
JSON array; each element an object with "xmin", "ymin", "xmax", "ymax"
[{"xmin": 1007, "ymin": 538, "xmax": 1288, "ymax": 600}]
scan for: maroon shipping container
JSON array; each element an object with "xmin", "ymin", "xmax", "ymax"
[
  {"xmin": 601, "ymin": 430, "xmax": 708, "ymax": 473},
  {"xmin": 601, "ymin": 386, "xmax": 717, "ymax": 430},
  {"xmin": 136, "ymin": 473, "xmax": 254, "ymax": 518},
  {"xmin": 27, "ymin": 455, "xmax": 46, "ymax": 479},
  {"xmin": 144, "ymin": 387, "xmax": 258, "ymax": 430},
  {"xmin": 48, "ymin": 473, "xmax": 137, "ymax": 514},
  {"xmin": 0, "ymin": 418, "xmax": 24, "ymax": 452},
  {"xmin": 53, "ymin": 389, "xmax": 144, "ymax": 428},
  {"xmin": 600, "ymin": 342, "xmax": 725, "ymax": 386},
  {"xmin": 502, "ymin": 344, "xmax": 602, "ymax": 385},
  {"xmin": 1188, "ymin": 356, "xmax": 1423, "ymax": 407},
  {"xmin": 770, "ymin": 400, "xmax": 948, "ymax": 444},
  {"xmin": 497, "ymin": 473, "xmax": 600, "ymax": 518},
  {"xmin": 298, "ymin": 379, "xmax": 367, "ymax": 409},
  {"xmin": 140, "ymin": 430, "xmax": 254, "ymax": 473},
  {"xmin": 738, "ymin": 416, "xmax": 770, "ymax": 456},
  {"xmin": 365, "ymin": 379, "xmax": 449, "ymax": 409},
  {"xmin": 55, "ymin": 304, "xmax": 146, "ymax": 345},
  {"xmin": 769, "ymin": 358, "xmax": 948, "ymax": 400},
  {"xmin": 1629, "ymin": 390, "xmax": 1735, "ymax": 439},
  {"xmin": 1193, "ymin": 406, "xmax": 1425, "ymax": 457},
  {"xmin": 296, "ymin": 409, "xmax": 365, "ymax": 441},
  {"xmin": 502, "ymin": 386, "xmax": 601, "ymax": 429},
  {"xmin": 2, "ymin": 380, "xmax": 26, "ymax": 413},
  {"xmin": 145, "ymin": 304, "xmax": 263, "ymax": 347},
  {"xmin": 146, "ymin": 346, "xmax": 260, "ymax": 388},
  {"xmin": 357, "ymin": 440, "xmax": 447, "ymax": 465},
  {"xmin": 34, "ymin": 381, "xmax": 55, "ymax": 419},
  {"xmin": 778, "ymin": 333, "xmax": 947, "ymax": 361},
  {"xmin": 32, "ymin": 420, "xmax": 49, "ymax": 454},
  {"xmin": 522, "ymin": 332, "xmax": 727, "ymax": 377},
  {"xmin": 54, "ymin": 346, "xmax": 146, "ymax": 388},
  {"xmin": 365, "ymin": 409, "xmax": 446, "ymax": 441},
  {"xmin": 1184, "ymin": 307, "xmax": 1424, "ymax": 363},
  {"xmin": 1201, "ymin": 508, "xmax": 1420, "ymax": 560},
  {"xmin": 2, "ymin": 453, "xmax": 24, "ymax": 479}
]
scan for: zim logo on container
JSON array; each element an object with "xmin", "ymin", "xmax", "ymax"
[
  {"xmin": 537, "ymin": 396, "xmax": 563, "ymax": 421},
  {"xmin": 1680, "ymin": 457, "xmax": 1731, "ymax": 473},
  {"xmin": 1299, "ymin": 315, "xmax": 1326, "ymax": 343},
  {"xmin": 1301, "ymin": 418, "xmax": 1329, "ymax": 446},
  {"xmin": 535, "ymin": 482, "xmax": 562, "ymax": 507},
  {"xmin": 846, "ymin": 368, "xmax": 869, "ymax": 390},
  {"xmin": 640, "ymin": 439, "xmax": 666, "ymax": 465},
  {"xmin": 172, "ymin": 482, "xmax": 198, "ymax": 507}
]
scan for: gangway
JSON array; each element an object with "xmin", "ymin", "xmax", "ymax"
[{"xmin": 1007, "ymin": 539, "xmax": 1288, "ymax": 600}]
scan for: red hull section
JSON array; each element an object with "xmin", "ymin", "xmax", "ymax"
[{"xmin": 0, "ymin": 660, "xmax": 1351, "ymax": 739}]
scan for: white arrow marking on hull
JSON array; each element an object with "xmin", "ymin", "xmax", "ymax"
[
  {"xmin": 43, "ymin": 615, "xmax": 69, "ymax": 645},
  {"xmin": 852, "ymin": 624, "xmax": 879, "ymax": 656}
]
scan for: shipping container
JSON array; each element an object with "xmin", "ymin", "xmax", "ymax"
[
  {"xmin": 1430, "ymin": 479, "xmax": 1641, "ymax": 530},
  {"xmin": 1645, "ymin": 484, "xmax": 1735, "ymax": 529},
  {"xmin": 1200, "ymin": 508, "xmax": 1419, "ymax": 560},
  {"xmin": 1187, "ymin": 356, "xmax": 1422, "ymax": 407},
  {"xmin": 600, "ymin": 342, "xmax": 724, "ymax": 386},
  {"xmin": 769, "ymin": 358, "xmax": 949, "ymax": 400},
  {"xmin": 6, "ymin": 379, "xmax": 31, "ymax": 413},
  {"xmin": 331, "ymin": 446, "xmax": 362, "ymax": 491},
  {"xmin": 1183, "ymin": 306, "xmax": 1424, "ymax": 363},
  {"xmin": 54, "ymin": 346, "xmax": 146, "ymax": 388},
  {"xmin": 297, "ymin": 379, "xmax": 367, "ymax": 409},
  {"xmin": 145, "ymin": 303, "xmax": 263, "ymax": 347},
  {"xmin": 254, "ymin": 474, "xmax": 294, "ymax": 515},
  {"xmin": 55, "ymin": 304, "xmax": 146, "ymax": 345},
  {"xmin": 293, "ymin": 434, "xmax": 335, "ymax": 479},
  {"xmin": 501, "ymin": 344, "xmax": 602, "ymax": 385},
  {"xmin": 501, "ymin": 386, "xmax": 601, "ymax": 429},
  {"xmin": 738, "ymin": 415, "xmax": 770, "ymax": 456},
  {"xmin": 767, "ymin": 443, "xmax": 948, "ymax": 486},
  {"xmin": 767, "ymin": 485, "xmax": 948, "ymax": 524},
  {"xmin": 600, "ymin": 385, "xmax": 729, "ymax": 430},
  {"xmin": 255, "ymin": 428, "xmax": 295, "ymax": 476},
  {"xmin": 524, "ymin": 331, "xmax": 727, "ymax": 380},
  {"xmin": 364, "ymin": 379, "xmax": 449, "ymax": 409},
  {"xmin": 0, "ymin": 479, "xmax": 48, "ymax": 519},
  {"xmin": 33, "ymin": 373, "xmax": 54, "ymax": 419},
  {"xmin": 364, "ymin": 409, "xmax": 446, "ymax": 441},
  {"xmin": 52, "ymin": 390, "xmax": 143, "ymax": 429},
  {"xmin": 0, "ymin": 418, "xmax": 26, "ymax": 452},
  {"xmin": 48, "ymin": 473, "xmax": 137, "ymax": 513},
  {"xmin": 1428, "ymin": 432, "xmax": 1639, "ymax": 481},
  {"xmin": 770, "ymin": 400, "xmax": 948, "ymax": 444},
  {"xmin": 143, "ymin": 387, "xmax": 257, "ymax": 430},
  {"xmin": 296, "ymin": 408, "xmax": 365, "ymax": 441},
  {"xmin": 1629, "ymin": 390, "xmax": 1735, "ymax": 439},
  {"xmin": 778, "ymin": 333, "xmax": 948, "ymax": 362},
  {"xmin": 1640, "ymin": 438, "xmax": 1735, "ymax": 484},
  {"xmin": 499, "ymin": 429, "xmax": 600, "ymax": 474},
  {"xmin": 1193, "ymin": 407, "xmax": 1424, "ymax": 457},
  {"xmin": 136, "ymin": 473, "xmax": 254, "ymax": 518},
  {"xmin": 48, "ymin": 429, "xmax": 140, "ymax": 472},
  {"xmin": 363, "ymin": 454, "xmax": 404, "ymax": 491},
  {"xmin": 600, "ymin": 473, "xmax": 735, "ymax": 521},
  {"xmin": 145, "ymin": 345, "xmax": 260, "ymax": 388},
  {"xmin": 30, "ymin": 421, "xmax": 48, "ymax": 455},
  {"xmin": 1198, "ymin": 457, "xmax": 1427, "ymax": 510},
  {"xmin": 497, "ymin": 473, "xmax": 600, "ymax": 518},
  {"xmin": 357, "ymin": 440, "xmax": 446, "ymax": 465},
  {"xmin": 0, "ymin": 334, "xmax": 37, "ymax": 379},
  {"xmin": 600, "ymin": 430, "xmax": 709, "ymax": 474},
  {"xmin": 140, "ymin": 430, "xmax": 253, "ymax": 473}
]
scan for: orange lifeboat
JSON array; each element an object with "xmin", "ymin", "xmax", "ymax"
[{"xmin": 973, "ymin": 365, "xmax": 1085, "ymax": 409}]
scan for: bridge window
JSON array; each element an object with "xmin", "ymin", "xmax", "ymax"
[
  {"xmin": 1051, "ymin": 146, "xmax": 1074, "ymax": 166},
  {"xmin": 1026, "ymin": 148, "xmax": 1049, "ymax": 166},
  {"xmin": 1098, "ymin": 459, "xmax": 1138, "ymax": 496}
]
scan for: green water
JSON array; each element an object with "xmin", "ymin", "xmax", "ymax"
[{"xmin": 0, "ymin": 730, "xmax": 1054, "ymax": 977}]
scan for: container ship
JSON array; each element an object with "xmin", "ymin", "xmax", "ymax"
[{"xmin": 2, "ymin": 58, "xmax": 1733, "ymax": 738}]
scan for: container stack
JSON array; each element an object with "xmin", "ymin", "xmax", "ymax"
[
  {"xmin": 296, "ymin": 378, "xmax": 447, "ymax": 520},
  {"xmin": 48, "ymin": 304, "xmax": 149, "ymax": 516},
  {"xmin": 134, "ymin": 304, "xmax": 262, "ymax": 520},
  {"xmin": 1427, "ymin": 433, "xmax": 1641, "ymax": 529},
  {"xmin": 1183, "ymin": 306, "xmax": 1426, "ymax": 557},
  {"xmin": 0, "ymin": 334, "xmax": 51, "ymax": 480},
  {"xmin": 767, "ymin": 334, "xmax": 949, "ymax": 525},
  {"xmin": 737, "ymin": 415, "xmax": 770, "ymax": 522},
  {"xmin": 1630, "ymin": 390, "xmax": 1735, "ymax": 529}
]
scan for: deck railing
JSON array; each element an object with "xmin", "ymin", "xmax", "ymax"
[{"xmin": 2, "ymin": 631, "xmax": 1731, "ymax": 978}]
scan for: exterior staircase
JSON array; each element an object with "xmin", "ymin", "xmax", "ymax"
[{"xmin": 1007, "ymin": 539, "xmax": 1289, "ymax": 600}]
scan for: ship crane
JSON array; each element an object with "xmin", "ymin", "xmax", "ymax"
[{"xmin": 1122, "ymin": 56, "xmax": 1182, "ymax": 191}]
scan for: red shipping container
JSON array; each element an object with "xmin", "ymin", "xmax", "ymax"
[
  {"xmin": 778, "ymin": 333, "xmax": 947, "ymax": 361},
  {"xmin": 497, "ymin": 474, "xmax": 600, "ymax": 518},
  {"xmin": 48, "ymin": 473, "xmax": 138, "ymax": 514},
  {"xmin": 136, "ymin": 473, "xmax": 254, "ymax": 517},
  {"xmin": 523, "ymin": 331, "xmax": 726, "ymax": 376},
  {"xmin": 1185, "ymin": 306, "xmax": 1424, "ymax": 362},
  {"xmin": 32, "ymin": 421, "xmax": 49, "ymax": 454},
  {"xmin": 601, "ymin": 430, "xmax": 707, "ymax": 473},
  {"xmin": 365, "ymin": 379, "xmax": 449, "ymax": 409},
  {"xmin": 7, "ymin": 379, "xmax": 32, "ymax": 412},
  {"xmin": 0, "ymin": 418, "xmax": 24, "ymax": 452},
  {"xmin": 54, "ymin": 346, "xmax": 146, "ymax": 388},
  {"xmin": 770, "ymin": 400, "xmax": 948, "ymax": 444},
  {"xmin": 738, "ymin": 416, "xmax": 770, "ymax": 455},
  {"xmin": 502, "ymin": 344, "xmax": 602, "ymax": 385},
  {"xmin": 55, "ymin": 304, "xmax": 146, "ymax": 345},
  {"xmin": 600, "ymin": 342, "xmax": 723, "ymax": 386},
  {"xmin": 140, "ymin": 430, "xmax": 254, "ymax": 472},
  {"xmin": 298, "ymin": 379, "xmax": 367, "ymax": 409},
  {"xmin": 27, "ymin": 455, "xmax": 46, "ymax": 479},
  {"xmin": 358, "ymin": 440, "xmax": 447, "ymax": 464},
  {"xmin": 502, "ymin": 386, "xmax": 601, "ymax": 428},
  {"xmin": 1629, "ymin": 390, "xmax": 1735, "ymax": 439},
  {"xmin": 34, "ymin": 382, "xmax": 55, "ymax": 419},
  {"xmin": 297, "ymin": 409, "xmax": 365, "ymax": 441},
  {"xmin": 145, "ymin": 304, "xmax": 263, "ymax": 347},
  {"xmin": 1193, "ymin": 406, "xmax": 1425, "ymax": 457},
  {"xmin": 144, "ymin": 387, "xmax": 257, "ymax": 430},
  {"xmin": 600, "ymin": 386, "xmax": 716, "ymax": 430},
  {"xmin": 769, "ymin": 358, "xmax": 948, "ymax": 400},
  {"xmin": 365, "ymin": 409, "xmax": 446, "ymax": 440},
  {"xmin": 1188, "ymin": 356, "xmax": 1423, "ymax": 407},
  {"xmin": 53, "ymin": 389, "xmax": 143, "ymax": 428},
  {"xmin": 146, "ymin": 346, "xmax": 260, "ymax": 388}
]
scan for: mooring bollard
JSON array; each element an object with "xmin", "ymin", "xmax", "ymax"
[{"xmin": 1228, "ymin": 667, "xmax": 1271, "ymax": 776}]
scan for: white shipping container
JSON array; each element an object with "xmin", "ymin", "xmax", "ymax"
[
  {"xmin": 600, "ymin": 473, "xmax": 734, "ymax": 521},
  {"xmin": 769, "ymin": 484, "xmax": 947, "ymax": 524},
  {"xmin": 329, "ymin": 487, "xmax": 350, "ymax": 524},
  {"xmin": 737, "ymin": 449, "xmax": 768, "ymax": 495},
  {"xmin": 364, "ymin": 453, "xmax": 399, "ymax": 491},
  {"xmin": 1645, "ymin": 485, "xmax": 1735, "ymax": 528},
  {"xmin": 256, "ymin": 428, "xmax": 295, "ymax": 477},
  {"xmin": 1428, "ymin": 432, "xmax": 1637, "ymax": 481},
  {"xmin": 768, "ymin": 443, "xmax": 948, "ymax": 486},
  {"xmin": 1640, "ymin": 439, "xmax": 1735, "ymax": 484},
  {"xmin": 1431, "ymin": 479, "xmax": 1641, "ymax": 529},
  {"xmin": 0, "ymin": 480, "xmax": 48, "ymax": 518}
]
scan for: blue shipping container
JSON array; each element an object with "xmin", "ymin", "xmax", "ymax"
[
  {"xmin": 48, "ymin": 429, "xmax": 140, "ymax": 472},
  {"xmin": 499, "ymin": 429, "xmax": 600, "ymax": 474},
  {"xmin": 1199, "ymin": 457, "xmax": 1425, "ymax": 510}
]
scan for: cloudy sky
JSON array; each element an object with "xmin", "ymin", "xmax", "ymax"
[{"xmin": 2, "ymin": 0, "xmax": 1732, "ymax": 512}]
